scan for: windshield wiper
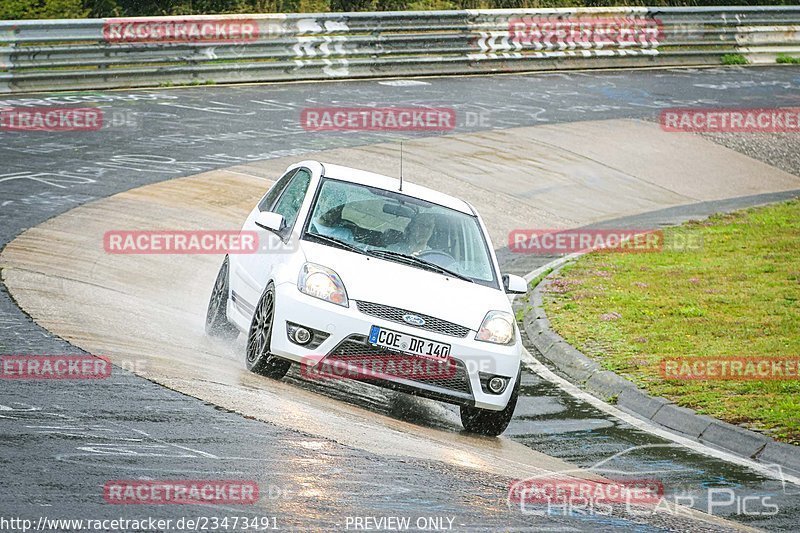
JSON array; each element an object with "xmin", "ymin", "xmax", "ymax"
[
  {"xmin": 305, "ymin": 232, "xmax": 368, "ymax": 256},
  {"xmin": 307, "ymin": 235, "xmax": 475, "ymax": 283},
  {"xmin": 367, "ymin": 249, "xmax": 474, "ymax": 283}
]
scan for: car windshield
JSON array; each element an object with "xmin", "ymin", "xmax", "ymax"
[{"xmin": 303, "ymin": 178, "xmax": 498, "ymax": 287}]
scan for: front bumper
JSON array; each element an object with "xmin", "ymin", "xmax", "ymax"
[{"xmin": 269, "ymin": 281, "xmax": 521, "ymax": 410}]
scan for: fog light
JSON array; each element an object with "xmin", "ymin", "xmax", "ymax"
[
  {"xmin": 293, "ymin": 327, "xmax": 311, "ymax": 345},
  {"xmin": 488, "ymin": 376, "xmax": 506, "ymax": 394}
]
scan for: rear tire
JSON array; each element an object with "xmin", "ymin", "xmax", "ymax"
[
  {"xmin": 246, "ymin": 283, "xmax": 290, "ymax": 379},
  {"xmin": 460, "ymin": 370, "xmax": 521, "ymax": 436},
  {"xmin": 205, "ymin": 256, "xmax": 239, "ymax": 340}
]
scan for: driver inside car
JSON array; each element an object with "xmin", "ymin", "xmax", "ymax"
[
  {"xmin": 310, "ymin": 185, "xmax": 353, "ymax": 242},
  {"xmin": 388, "ymin": 212, "xmax": 437, "ymax": 256}
]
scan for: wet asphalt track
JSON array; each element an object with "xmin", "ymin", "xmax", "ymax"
[{"xmin": 1, "ymin": 66, "xmax": 800, "ymax": 531}]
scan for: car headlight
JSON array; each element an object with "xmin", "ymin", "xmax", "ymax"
[
  {"xmin": 475, "ymin": 311, "xmax": 515, "ymax": 345},
  {"xmin": 298, "ymin": 263, "xmax": 348, "ymax": 307}
]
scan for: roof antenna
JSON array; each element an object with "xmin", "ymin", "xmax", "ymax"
[{"xmin": 399, "ymin": 141, "xmax": 404, "ymax": 192}]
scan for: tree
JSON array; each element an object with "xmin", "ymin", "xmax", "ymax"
[{"xmin": 0, "ymin": 0, "xmax": 89, "ymax": 19}]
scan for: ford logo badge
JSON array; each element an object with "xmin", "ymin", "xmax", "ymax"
[{"xmin": 402, "ymin": 314, "xmax": 426, "ymax": 327}]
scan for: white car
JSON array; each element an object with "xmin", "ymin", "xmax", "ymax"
[{"xmin": 205, "ymin": 161, "xmax": 528, "ymax": 435}]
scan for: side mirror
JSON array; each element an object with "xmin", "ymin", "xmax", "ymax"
[
  {"xmin": 255, "ymin": 211, "xmax": 285, "ymax": 233},
  {"xmin": 503, "ymin": 273, "xmax": 528, "ymax": 295}
]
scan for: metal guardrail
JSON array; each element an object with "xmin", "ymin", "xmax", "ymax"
[{"xmin": 1, "ymin": 6, "xmax": 799, "ymax": 93}]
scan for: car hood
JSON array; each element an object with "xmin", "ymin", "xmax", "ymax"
[{"xmin": 300, "ymin": 241, "xmax": 511, "ymax": 331}]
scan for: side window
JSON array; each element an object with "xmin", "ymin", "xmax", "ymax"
[
  {"xmin": 258, "ymin": 169, "xmax": 297, "ymax": 212},
  {"xmin": 272, "ymin": 169, "xmax": 312, "ymax": 234}
]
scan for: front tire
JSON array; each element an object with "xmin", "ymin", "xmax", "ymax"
[
  {"xmin": 245, "ymin": 283, "xmax": 290, "ymax": 379},
  {"xmin": 205, "ymin": 256, "xmax": 239, "ymax": 340},
  {"xmin": 460, "ymin": 371, "xmax": 521, "ymax": 436}
]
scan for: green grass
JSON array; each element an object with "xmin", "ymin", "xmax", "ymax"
[
  {"xmin": 528, "ymin": 267, "xmax": 555, "ymax": 291},
  {"xmin": 777, "ymin": 54, "xmax": 800, "ymax": 65},
  {"xmin": 722, "ymin": 53, "xmax": 748, "ymax": 65},
  {"xmin": 542, "ymin": 200, "xmax": 800, "ymax": 444}
]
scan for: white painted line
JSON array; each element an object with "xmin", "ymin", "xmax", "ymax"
[
  {"xmin": 377, "ymin": 80, "xmax": 431, "ymax": 87},
  {"xmin": 128, "ymin": 427, "xmax": 220, "ymax": 459},
  {"xmin": 509, "ymin": 252, "xmax": 581, "ymax": 305},
  {"xmin": 522, "ymin": 252, "xmax": 582, "ymax": 284},
  {"xmin": 522, "ymin": 350, "xmax": 800, "ymax": 486},
  {"xmin": 517, "ymin": 254, "xmax": 800, "ymax": 487}
]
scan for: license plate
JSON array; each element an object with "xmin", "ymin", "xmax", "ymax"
[{"xmin": 368, "ymin": 326, "xmax": 451, "ymax": 360}]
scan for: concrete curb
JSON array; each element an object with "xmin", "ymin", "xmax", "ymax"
[{"xmin": 522, "ymin": 264, "xmax": 800, "ymax": 477}]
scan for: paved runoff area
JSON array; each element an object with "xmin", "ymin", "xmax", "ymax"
[{"xmin": 1, "ymin": 66, "xmax": 799, "ymax": 531}]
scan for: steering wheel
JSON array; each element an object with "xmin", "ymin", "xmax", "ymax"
[{"xmin": 417, "ymin": 250, "xmax": 457, "ymax": 269}]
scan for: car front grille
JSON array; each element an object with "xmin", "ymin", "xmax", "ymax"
[
  {"xmin": 325, "ymin": 335, "xmax": 472, "ymax": 395},
  {"xmin": 355, "ymin": 300, "xmax": 470, "ymax": 338}
]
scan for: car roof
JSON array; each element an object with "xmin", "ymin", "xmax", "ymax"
[{"xmin": 315, "ymin": 161, "xmax": 475, "ymax": 215}]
